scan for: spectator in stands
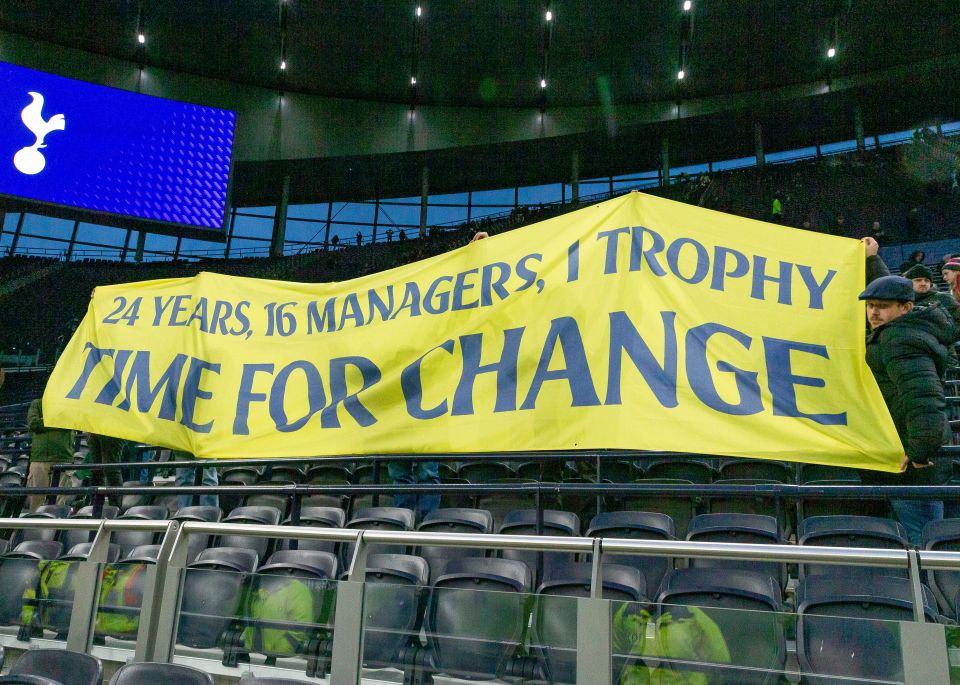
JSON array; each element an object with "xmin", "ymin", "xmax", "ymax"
[
  {"xmin": 898, "ymin": 250, "xmax": 925, "ymax": 274},
  {"xmin": 26, "ymin": 398, "xmax": 74, "ymax": 511},
  {"xmin": 385, "ymin": 228, "xmax": 394, "ymax": 243},
  {"xmin": 943, "ymin": 260, "xmax": 960, "ymax": 301},
  {"xmin": 903, "ymin": 263, "xmax": 960, "ymax": 341},
  {"xmin": 355, "ymin": 231, "xmax": 362, "ymax": 247},
  {"xmin": 399, "ymin": 229, "xmax": 407, "ymax": 242},
  {"xmin": 87, "ymin": 433, "xmax": 126, "ymax": 493},
  {"xmin": 330, "ymin": 235, "xmax": 339, "ymax": 248},
  {"xmin": 832, "ymin": 214, "xmax": 846, "ymax": 236},
  {"xmin": 387, "ymin": 459, "xmax": 439, "ymax": 521},
  {"xmin": 937, "ymin": 253, "xmax": 958, "ymax": 273},
  {"xmin": 770, "ymin": 191, "xmax": 783, "ymax": 224},
  {"xmin": 859, "ymin": 240, "xmax": 952, "ymax": 544},
  {"xmin": 870, "ymin": 220, "xmax": 887, "ymax": 242},
  {"xmin": 173, "ymin": 450, "xmax": 219, "ymax": 510}
]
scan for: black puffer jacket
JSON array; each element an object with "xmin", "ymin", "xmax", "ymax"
[{"xmin": 862, "ymin": 303, "xmax": 954, "ymax": 485}]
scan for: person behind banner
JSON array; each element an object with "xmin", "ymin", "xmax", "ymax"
[
  {"xmin": 387, "ymin": 460, "xmax": 439, "ymax": 519},
  {"xmin": 26, "ymin": 399, "xmax": 74, "ymax": 512},
  {"xmin": 173, "ymin": 450, "xmax": 219, "ymax": 510},
  {"xmin": 857, "ymin": 257, "xmax": 952, "ymax": 545},
  {"xmin": 87, "ymin": 433, "xmax": 126, "ymax": 493},
  {"xmin": 903, "ymin": 263, "xmax": 960, "ymax": 344}
]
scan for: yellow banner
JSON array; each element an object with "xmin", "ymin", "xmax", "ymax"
[{"xmin": 44, "ymin": 192, "xmax": 902, "ymax": 470}]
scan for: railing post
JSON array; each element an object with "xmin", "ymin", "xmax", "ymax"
[
  {"xmin": 330, "ymin": 532, "xmax": 368, "ymax": 685},
  {"xmin": 576, "ymin": 596, "xmax": 612, "ymax": 685},
  {"xmin": 147, "ymin": 521, "xmax": 194, "ymax": 663},
  {"xmin": 900, "ymin": 620, "xmax": 950, "ymax": 684},
  {"xmin": 66, "ymin": 522, "xmax": 109, "ymax": 653},
  {"xmin": 134, "ymin": 521, "xmax": 180, "ymax": 662}
]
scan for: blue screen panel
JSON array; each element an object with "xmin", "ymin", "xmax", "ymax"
[{"xmin": 0, "ymin": 61, "xmax": 235, "ymax": 231}]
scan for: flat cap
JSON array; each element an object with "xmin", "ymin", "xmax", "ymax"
[
  {"xmin": 903, "ymin": 264, "xmax": 934, "ymax": 280},
  {"xmin": 859, "ymin": 275, "xmax": 915, "ymax": 302}
]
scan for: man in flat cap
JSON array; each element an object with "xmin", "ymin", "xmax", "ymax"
[{"xmin": 859, "ymin": 268, "xmax": 953, "ymax": 544}]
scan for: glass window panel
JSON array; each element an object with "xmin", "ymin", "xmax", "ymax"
[
  {"xmin": 878, "ymin": 129, "xmax": 913, "ymax": 146},
  {"xmin": 22, "ymin": 214, "xmax": 74, "ymax": 240},
  {"xmin": 232, "ymin": 213, "xmax": 273, "ymax": 239},
  {"xmin": 518, "ymin": 183, "xmax": 562, "ymax": 206},
  {"xmin": 428, "ymin": 204, "xmax": 467, "ymax": 227},
  {"xmin": 430, "ymin": 192, "xmax": 469, "ymax": 205},
  {"xmin": 75, "ymin": 223, "xmax": 129, "ymax": 248},
  {"xmin": 470, "ymin": 188, "xmax": 515, "ymax": 207},
  {"xmin": 14, "ymin": 234, "xmax": 69, "ymax": 256},
  {"xmin": 941, "ymin": 121, "xmax": 960, "ymax": 136},
  {"xmin": 713, "ymin": 155, "xmax": 757, "ymax": 171},
  {"xmin": 285, "ymin": 217, "xmax": 329, "ymax": 246},
  {"xmin": 767, "ymin": 146, "xmax": 818, "ymax": 164},
  {"xmin": 820, "ymin": 139, "xmax": 857, "ymax": 155},
  {"xmin": 377, "ymin": 199, "xmax": 420, "ymax": 230},
  {"xmin": 332, "ymin": 202, "xmax": 374, "ymax": 225},
  {"xmin": 227, "ymin": 237, "xmax": 268, "ymax": 258},
  {"xmin": 287, "ymin": 202, "xmax": 331, "ymax": 221}
]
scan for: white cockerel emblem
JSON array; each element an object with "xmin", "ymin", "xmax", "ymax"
[{"xmin": 13, "ymin": 92, "xmax": 66, "ymax": 176}]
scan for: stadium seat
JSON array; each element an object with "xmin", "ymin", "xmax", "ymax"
[
  {"xmin": 221, "ymin": 466, "xmax": 261, "ymax": 486},
  {"xmin": 118, "ymin": 480, "xmax": 152, "ymax": 511},
  {"xmin": 598, "ymin": 459, "xmax": 636, "ymax": 483},
  {"xmin": 300, "ymin": 477, "xmax": 350, "ymax": 510},
  {"xmin": 109, "ymin": 662, "xmax": 212, "ymax": 685},
  {"xmin": 416, "ymin": 507, "xmax": 493, "ymax": 583},
  {"xmin": 95, "ymin": 545, "xmax": 162, "ymax": 641},
  {"xmin": 458, "ymin": 460, "xmax": 515, "ymax": 483},
  {"xmin": 798, "ymin": 465, "xmax": 886, "ymax": 519},
  {"xmin": 686, "ymin": 513, "xmax": 786, "ymax": 588},
  {"xmin": 475, "ymin": 478, "xmax": 538, "ymax": 530},
  {"xmin": 304, "ymin": 463, "xmax": 353, "ymax": 484},
  {"xmin": 425, "ymin": 558, "xmax": 532, "ymax": 681},
  {"xmin": 922, "ymin": 518, "xmax": 960, "ymax": 617},
  {"xmin": 10, "ymin": 504, "xmax": 72, "ymax": 546},
  {"xmin": 498, "ymin": 509, "xmax": 580, "ymax": 581},
  {"xmin": 437, "ymin": 477, "xmax": 473, "ymax": 510},
  {"xmin": 177, "ymin": 547, "xmax": 259, "ymax": 649},
  {"xmin": 278, "ymin": 506, "xmax": 346, "ymax": 554},
  {"xmin": 112, "ymin": 505, "xmax": 165, "ymax": 556},
  {"xmin": 799, "ymin": 515, "xmax": 909, "ymax": 579},
  {"xmin": 619, "ymin": 478, "xmax": 699, "ymax": 538},
  {"xmin": 656, "ymin": 568, "xmax": 785, "ymax": 685},
  {"xmin": 217, "ymin": 505, "xmax": 282, "ymax": 561},
  {"xmin": 586, "ymin": 511, "xmax": 675, "ymax": 600},
  {"xmin": 643, "ymin": 458, "xmax": 715, "ymax": 483},
  {"xmin": 362, "ymin": 554, "xmax": 429, "ymax": 671},
  {"xmin": 59, "ymin": 505, "xmax": 119, "ymax": 552},
  {"xmin": 5, "ymin": 649, "xmax": 102, "ymax": 685},
  {"xmin": 796, "ymin": 575, "xmax": 939, "ymax": 685},
  {"xmin": 242, "ymin": 492, "xmax": 290, "ymax": 514},
  {"xmin": 0, "ymin": 541, "xmax": 62, "ymax": 626},
  {"xmin": 172, "ymin": 505, "xmax": 222, "ymax": 564},
  {"xmin": 258, "ymin": 464, "xmax": 305, "ymax": 484},
  {"xmin": 532, "ymin": 562, "xmax": 647, "ymax": 685},
  {"xmin": 342, "ymin": 507, "xmax": 415, "ymax": 571},
  {"xmin": 707, "ymin": 478, "xmax": 790, "ymax": 533},
  {"xmin": 233, "ymin": 550, "xmax": 337, "ymax": 664},
  {"xmin": 717, "ymin": 459, "xmax": 794, "ymax": 483}
]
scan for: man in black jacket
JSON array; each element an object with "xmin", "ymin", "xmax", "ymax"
[
  {"xmin": 859, "ymin": 272, "xmax": 953, "ymax": 544},
  {"xmin": 903, "ymin": 263, "xmax": 960, "ymax": 336}
]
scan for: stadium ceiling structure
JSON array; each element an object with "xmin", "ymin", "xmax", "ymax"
[{"xmin": 1, "ymin": 1, "xmax": 959, "ymax": 206}]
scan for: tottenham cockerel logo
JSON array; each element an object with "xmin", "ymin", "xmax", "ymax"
[{"xmin": 14, "ymin": 92, "xmax": 66, "ymax": 176}]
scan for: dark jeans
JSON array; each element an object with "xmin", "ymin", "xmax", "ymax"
[{"xmin": 387, "ymin": 461, "xmax": 440, "ymax": 518}]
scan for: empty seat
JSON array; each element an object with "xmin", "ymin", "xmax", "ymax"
[
  {"xmin": 217, "ymin": 506, "xmax": 282, "ymax": 560},
  {"xmin": 10, "ymin": 505, "xmax": 72, "ymax": 546},
  {"xmin": 922, "ymin": 517, "xmax": 960, "ymax": 617},
  {"xmin": 425, "ymin": 558, "xmax": 532, "ymax": 681},
  {"xmin": 278, "ymin": 506, "xmax": 346, "ymax": 554},
  {"xmin": 620, "ymin": 479, "xmax": 698, "ymax": 538},
  {"xmin": 587, "ymin": 511, "xmax": 675, "ymax": 600},
  {"xmin": 0, "ymin": 540, "xmax": 62, "ymax": 626},
  {"xmin": 499, "ymin": 509, "xmax": 580, "ymax": 581},
  {"xmin": 300, "ymin": 477, "xmax": 350, "ymax": 510},
  {"xmin": 118, "ymin": 480, "xmax": 152, "ymax": 511},
  {"xmin": 363, "ymin": 554, "xmax": 429, "ymax": 670},
  {"xmin": 708, "ymin": 479, "xmax": 789, "ymax": 533},
  {"xmin": 718, "ymin": 459, "xmax": 794, "ymax": 483},
  {"xmin": 112, "ymin": 505, "xmax": 166, "ymax": 556},
  {"xmin": 305, "ymin": 463, "xmax": 353, "ymax": 484},
  {"xmin": 221, "ymin": 466, "xmax": 261, "ymax": 486},
  {"xmin": 109, "ymin": 662, "xmax": 213, "ymax": 685},
  {"xmin": 59, "ymin": 505, "xmax": 119, "ymax": 551},
  {"xmin": 458, "ymin": 461, "xmax": 515, "ymax": 483},
  {"xmin": 342, "ymin": 507, "xmax": 415, "ymax": 571},
  {"xmin": 239, "ymin": 550, "xmax": 337, "ymax": 661},
  {"xmin": 95, "ymin": 545, "xmax": 162, "ymax": 641},
  {"xmin": 172, "ymin": 505, "xmax": 222, "ymax": 564},
  {"xmin": 416, "ymin": 508, "xmax": 493, "ymax": 583},
  {"xmin": 598, "ymin": 459, "xmax": 636, "ymax": 483},
  {"xmin": 657, "ymin": 568, "xmax": 785, "ymax": 685},
  {"xmin": 686, "ymin": 513, "xmax": 785, "ymax": 588},
  {"xmin": 533, "ymin": 562, "xmax": 647, "ymax": 685},
  {"xmin": 258, "ymin": 464, "xmax": 305, "ymax": 484},
  {"xmin": 177, "ymin": 547, "xmax": 259, "ymax": 649},
  {"xmin": 796, "ymin": 575, "xmax": 938, "ymax": 685},
  {"xmin": 6, "ymin": 649, "xmax": 102, "ymax": 685},
  {"xmin": 242, "ymin": 492, "xmax": 291, "ymax": 513},
  {"xmin": 644, "ymin": 458, "xmax": 714, "ymax": 483},
  {"xmin": 798, "ymin": 465, "xmax": 886, "ymax": 519},
  {"xmin": 799, "ymin": 515, "xmax": 909, "ymax": 579}
]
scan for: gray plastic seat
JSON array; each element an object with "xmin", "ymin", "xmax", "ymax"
[
  {"xmin": 177, "ymin": 547, "xmax": 259, "ymax": 649},
  {"xmin": 172, "ymin": 506, "xmax": 222, "ymax": 564},
  {"xmin": 416, "ymin": 508, "xmax": 493, "ymax": 583},
  {"xmin": 278, "ymin": 506, "xmax": 345, "ymax": 554},
  {"xmin": 7, "ymin": 649, "xmax": 102, "ymax": 685},
  {"xmin": 656, "ymin": 568, "xmax": 785, "ymax": 685},
  {"xmin": 342, "ymin": 507, "xmax": 415, "ymax": 570},
  {"xmin": 60, "ymin": 505, "xmax": 119, "ymax": 551},
  {"xmin": 363, "ymin": 554, "xmax": 429, "ymax": 670},
  {"xmin": 799, "ymin": 515, "xmax": 909, "ymax": 579},
  {"xmin": 924, "ymin": 518, "xmax": 960, "ymax": 617},
  {"xmin": 217, "ymin": 506, "xmax": 282, "ymax": 560},
  {"xmin": 109, "ymin": 662, "xmax": 212, "ymax": 685},
  {"xmin": 426, "ymin": 557, "xmax": 532, "ymax": 681},
  {"xmin": 498, "ymin": 509, "xmax": 580, "ymax": 581},
  {"xmin": 94, "ymin": 545, "xmax": 163, "ymax": 640},
  {"xmin": 112, "ymin": 506, "xmax": 165, "ymax": 556},
  {"xmin": 686, "ymin": 513, "xmax": 785, "ymax": 588},
  {"xmin": 587, "ymin": 511, "xmax": 675, "ymax": 600},
  {"xmin": 0, "ymin": 541, "xmax": 62, "ymax": 626}
]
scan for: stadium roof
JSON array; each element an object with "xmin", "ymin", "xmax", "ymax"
[{"xmin": 2, "ymin": 1, "xmax": 959, "ymax": 204}]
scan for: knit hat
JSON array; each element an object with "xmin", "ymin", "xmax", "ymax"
[
  {"xmin": 902, "ymin": 264, "xmax": 934, "ymax": 280},
  {"xmin": 944, "ymin": 260, "xmax": 960, "ymax": 272}
]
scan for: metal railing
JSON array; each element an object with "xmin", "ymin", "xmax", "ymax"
[{"xmin": 0, "ymin": 516, "xmax": 952, "ymax": 684}]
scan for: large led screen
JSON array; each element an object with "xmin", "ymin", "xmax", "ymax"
[{"xmin": 0, "ymin": 61, "xmax": 236, "ymax": 232}]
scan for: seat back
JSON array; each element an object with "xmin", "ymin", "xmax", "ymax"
[
  {"xmin": 458, "ymin": 461, "xmax": 515, "ymax": 483},
  {"xmin": 60, "ymin": 505, "xmax": 119, "ymax": 551},
  {"xmin": 799, "ymin": 515, "xmax": 909, "ymax": 579},
  {"xmin": 499, "ymin": 509, "xmax": 579, "ymax": 580},
  {"xmin": 620, "ymin": 479, "xmax": 698, "ymax": 537},
  {"xmin": 172, "ymin": 506, "xmax": 222, "ymax": 564},
  {"xmin": 177, "ymin": 547, "xmax": 259, "ymax": 648},
  {"xmin": 119, "ymin": 480, "xmax": 152, "ymax": 511},
  {"xmin": 0, "ymin": 541, "xmax": 62, "ymax": 626},
  {"xmin": 416, "ymin": 508, "xmax": 493, "ymax": 583},
  {"xmin": 9, "ymin": 649, "xmax": 102, "ymax": 685},
  {"xmin": 533, "ymin": 563, "xmax": 646, "ymax": 685},
  {"xmin": 426, "ymin": 558, "xmax": 532, "ymax": 681},
  {"xmin": 686, "ymin": 513, "xmax": 785, "ymax": 587},
  {"xmin": 922, "ymin": 518, "xmax": 960, "ymax": 617},
  {"xmin": 657, "ymin": 568, "xmax": 785, "ymax": 685},
  {"xmin": 644, "ymin": 459, "xmax": 715, "ymax": 483},
  {"xmin": 587, "ymin": 511, "xmax": 675, "ymax": 600},
  {"xmin": 342, "ymin": 507, "xmax": 415, "ymax": 569},
  {"xmin": 109, "ymin": 661, "xmax": 213, "ymax": 685},
  {"xmin": 278, "ymin": 507, "xmax": 345, "ymax": 554},
  {"xmin": 113, "ymin": 506, "xmax": 165, "ymax": 556},
  {"xmin": 363, "ymin": 554, "xmax": 429, "ymax": 670},
  {"xmin": 95, "ymin": 546, "xmax": 162, "ymax": 640},
  {"xmin": 718, "ymin": 459, "xmax": 793, "ymax": 483},
  {"xmin": 796, "ymin": 575, "xmax": 938, "ymax": 685},
  {"xmin": 217, "ymin": 506, "xmax": 282, "ymax": 560}
]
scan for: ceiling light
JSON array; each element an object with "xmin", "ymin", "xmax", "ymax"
[
  {"xmin": 416, "ymin": 6, "xmax": 422, "ymax": 16},
  {"xmin": 545, "ymin": 10, "xmax": 553, "ymax": 21},
  {"xmin": 280, "ymin": 60, "xmax": 287, "ymax": 70},
  {"xmin": 540, "ymin": 78, "xmax": 547, "ymax": 88},
  {"xmin": 677, "ymin": 69, "xmax": 685, "ymax": 80},
  {"xmin": 827, "ymin": 46, "xmax": 836, "ymax": 58},
  {"xmin": 410, "ymin": 75, "xmax": 417, "ymax": 85},
  {"xmin": 683, "ymin": 0, "xmax": 692, "ymax": 10},
  {"xmin": 137, "ymin": 33, "xmax": 145, "ymax": 44}
]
